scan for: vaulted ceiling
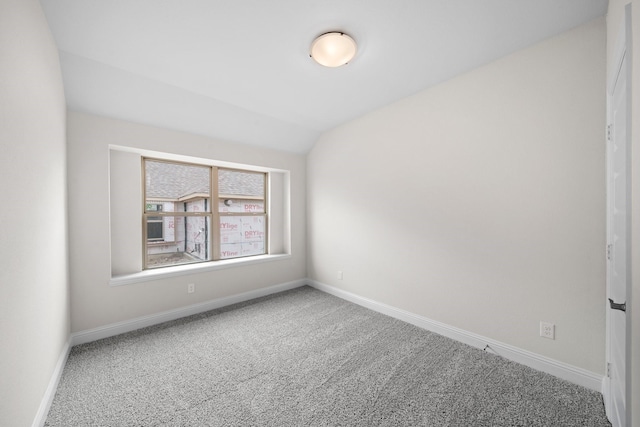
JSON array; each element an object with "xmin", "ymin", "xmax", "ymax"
[{"xmin": 40, "ymin": 0, "xmax": 608, "ymax": 153}]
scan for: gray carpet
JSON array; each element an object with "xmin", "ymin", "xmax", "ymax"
[{"xmin": 45, "ymin": 286, "xmax": 610, "ymax": 426}]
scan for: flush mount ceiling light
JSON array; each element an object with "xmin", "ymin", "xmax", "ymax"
[{"xmin": 310, "ymin": 32, "xmax": 357, "ymax": 67}]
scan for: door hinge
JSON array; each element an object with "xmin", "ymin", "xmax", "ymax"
[
  {"xmin": 607, "ymin": 124, "xmax": 611, "ymax": 141},
  {"xmin": 607, "ymin": 244, "xmax": 612, "ymax": 260},
  {"xmin": 609, "ymin": 298, "xmax": 627, "ymax": 312},
  {"xmin": 606, "ymin": 362, "xmax": 611, "ymax": 378}
]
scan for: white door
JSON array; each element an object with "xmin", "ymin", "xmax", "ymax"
[{"xmin": 606, "ymin": 45, "xmax": 629, "ymax": 427}]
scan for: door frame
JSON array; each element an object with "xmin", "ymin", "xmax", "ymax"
[{"xmin": 604, "ymin": 4, "xmax": 632, "ymax": 426}]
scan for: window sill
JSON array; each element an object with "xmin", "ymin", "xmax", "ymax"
[
  {"xmin": 110, "ymin": 253, "xmax": 291, "ymax": 286},
  {"xmin": 147, "ymin": 241, "xmax": 177, "ymax": 246}
]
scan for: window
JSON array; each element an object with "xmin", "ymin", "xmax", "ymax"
[
  {"xmin": 146, "ymin": 203, "xmax": 164, "ymax": 241},
  {"xmin": 143, "ymin": 158, "xmax": 267, "ymax": 269}
]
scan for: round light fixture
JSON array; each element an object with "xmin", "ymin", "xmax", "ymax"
[{"xmin": 310, "ymin": 32, "xmax": 357, "ymax": 67}]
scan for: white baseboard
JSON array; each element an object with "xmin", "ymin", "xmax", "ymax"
[
  {"xmin": 601, "ymin": 376, "xmax": 612, "ymax": 421},
  {"xmin": 71, "ymin": 279, "xmax": 306, "ymax": 346},
  {"xmin": 308, "ymin": 280, "xmax": 603, "ymax": 392},
  {"xmin": 31, "ymin": 339, "xmax": 71, "ymax": 427}
]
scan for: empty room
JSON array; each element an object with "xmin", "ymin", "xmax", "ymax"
[{"xmin": 1, "ymin": 0, "xmax": 639, "ymax": 426}]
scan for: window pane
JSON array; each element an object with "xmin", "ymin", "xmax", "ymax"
[
  {"xmin": 219, "ymin": 216, "xmax": 266, "ymax": 259},
  {"xmin": 218, "ymin": 169, "xmax": 264, "ymax": 198},
  {"xmin": 219, "ymin": 199, "xmax": 265, "ymax": 213},
  {"xmin": 147, "ymin": 221, "xmax": 163, "ymax": 240},
  {"xmin": 145, "ymin": 161, "xmax": 211, "ymax": 212},
  {"xmin": 146, "ymin": 216, "xmax": 211, "ymax": 268}
]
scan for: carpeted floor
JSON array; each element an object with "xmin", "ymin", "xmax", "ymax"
[{"xmin": 45, "ymin": 286, "xmax": 611, "ymax": 426}]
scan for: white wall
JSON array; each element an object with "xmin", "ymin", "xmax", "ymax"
[
  {"xmin": 0, "ymin": 1, "xmax": 69, "ymax": 426},
  {"xmin": 606, "ymin": 1, "xmax": 640, "ymax": 424},
  {"xmin": 308, "ymin": 19, "xmax": 606, "ymax": 374},
  {"xmin": 67, "ymin": 112, "xmax": 306, "ymax": 332}
]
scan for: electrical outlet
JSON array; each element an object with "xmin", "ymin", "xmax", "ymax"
[
  {"xmin": 337, "ymin": 271, "xmax": 343, "ymax": 280},
  {"xmin": 540, "ymin": 321, "xmax": 555, "ymax": 340},
  {"xmin": 187, "ymin": 283, "xmax": 195, "ymax": 294}
]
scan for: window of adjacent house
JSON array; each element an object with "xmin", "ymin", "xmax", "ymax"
[
  {"xmin": 146, "ymin": 203, "xmax": 164, "ymax": 241},
  {"xmin": 143, "ymin": 158, "xmax": 267, "ymax": 269}
]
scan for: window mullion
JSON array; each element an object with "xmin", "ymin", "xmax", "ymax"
[
  {"xmin": 264, "ymin": 172, "xmax": 269, "ymax": 255},
  {"xmin": 212, "ymin": 166, "xmax": 220, "ymax": 261},
  {"xmin": 142, "ymin": 157, "xmax": 148, "ymax": 270}
]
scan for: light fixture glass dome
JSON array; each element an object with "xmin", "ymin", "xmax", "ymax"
[{"xmin": 310, "ymin": 32, "xmax": 357, "ymax": 67}]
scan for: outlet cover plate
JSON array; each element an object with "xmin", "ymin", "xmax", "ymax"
[{"xmin": 540, "ymin": 321, "xmax": 555, "ymax": 340}]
